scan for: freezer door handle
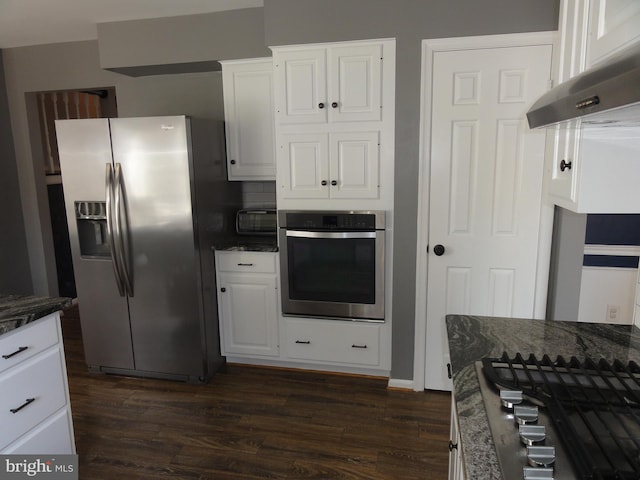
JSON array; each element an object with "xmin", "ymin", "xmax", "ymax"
[
  {"xmin": 114, "ymin": 163, "xmax": 134, "ymax": 297},
  {"xmin": 105, "ymin": 163, "xmax": 126, "ymax": 296}
]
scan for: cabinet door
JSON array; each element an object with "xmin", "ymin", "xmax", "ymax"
[
  {"xmin": 218, "ymin": 273, "xmax": 279, "ymax": 357},
  {"xmin": 329, "ymin": 131, "xmax": 380, "ymax": 199},
  {"xmin": 547, "ymin": 120, "xmax": 581, "ymax": 208},
  {"xmin": 274, "ymin": 49, "xmax": 327, "ymax": 125},
  {"xmin": 283, "ymin": 318, "xmax": 381, "ymax": 366},
  {"xmin": 588, "ymin": 0, "xmax": 640, "ymax": 65},
  {"xmin": 328, "ymin": 43, "xmax": 383, "ymax": 123},
  {"xmin": 0, "ymin": 315, "xmax": 59, "ymax": 375},
  {"xmin": 278, "ymin": 133, "xmax": 329, "ymax": 199},
  {"xmin": 222, "ymin": 60, "xmax": 276, "ymax": 180},
  {"xmin": 3, "ymin": 409, "xmax": 74, "ymax": 454},
  {"xmin": 448, "ymin": 398, "xmax": 466, "ymax": 480}
]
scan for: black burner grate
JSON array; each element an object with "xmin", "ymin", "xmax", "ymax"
[{"xmin": 482, "ymin": 353, "xmax": 640, "ymax": 480}]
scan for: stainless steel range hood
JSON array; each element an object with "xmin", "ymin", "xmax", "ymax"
[{"xmin": 527, "ymin": 42, "xmax": 640, "ymax": 129}]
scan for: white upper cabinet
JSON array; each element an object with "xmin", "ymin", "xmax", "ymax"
[
  {"xmin": 546, "ymin": 0, "xmax": 589, "ymax": 210},
  {"xmin": 272, "ymin": 39, "xmax": 395, "ymax": 210},
  {"xmin": 546, "ymin": 0, "xmax": 640, "ymax": 213},
  {"xmin": 548, "ymin": 126, "xmax": 640, "ymax": 213},
  {"xmin": 274, "ymin": 48, "xmax": 327, "ymax": 125},
  {"xmin": 278, "ymin": 131, "xmax": 380, "ymax": 199},
  {"xmin": 588, "ymin": 0, "xmax": 640, "ymax": 66},
  {"xmin": 274, "ymin": 43, "xmax": 382, "ymax": 125},
  {"xmin": 221, "ymin": 58, "xmax": 276, "ymax": 181}
]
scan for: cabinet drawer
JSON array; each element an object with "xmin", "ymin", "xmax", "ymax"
[
  {"xmin": 0, "ymin": 348, "xmax": 68, "ymax": 450},
  {"xmin": 284, "ymin": 319, "xmax": 380, "ymax": 366},
  {"xmin": 216, "ymin": 252, "xmax": 277, "ymax": 273},
  {"xmin": 0, "ymin": 315, "xmax": 59, "ymax": 375},
  {"xmin": 3, "ymin": 408, "xmax": 75, "ymax": 454}
]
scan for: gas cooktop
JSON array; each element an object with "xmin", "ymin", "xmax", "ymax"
[{"xmin": 478, "ymin": 352, "xmax": 640, "ymax": 480}]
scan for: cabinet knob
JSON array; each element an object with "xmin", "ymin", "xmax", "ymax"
[
  {"xmin": 230, "ymin": 159, "xmax": 236, "ymax": 165},
  {"xmin": 560, "ymin": 159, "xmax": 572, "ymax": 172},
  {"xmin": 321, "ymin": 180, "xmax": 328, "ymax": 186},
  {"xmin": 331, "ymin": 102, "xmax": 338, "ymax": 108},
  {"xmin": 331, "ymin": 180, "xmax": 338, "ymax": 186},
  {"xmin": 318, "ymin": 102, "xmax": 325, "ymax": 109},
  {"xmin": 220, "ymin": 287, "xmax": 226, "ymax": 292}
]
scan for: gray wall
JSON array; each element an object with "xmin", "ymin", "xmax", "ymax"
[
  {"xmin": 0, "ymin": 50, "xmax": 32, "ymax": 294},
  {"xmin": 264, "ymin": 0, "xmax": 559, "ymax": 380},
  {"xmin": 3, "ymin": 1, "xmax": 559, "ymax": 380},
  {"xmin": 98, "ymin": 8, "xmax": 270, "ymax": 73}
]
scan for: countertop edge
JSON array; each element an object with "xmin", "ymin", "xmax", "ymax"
[{"xmin": 0, "ymin": 295, "xmax": 72, "ymax": 337}]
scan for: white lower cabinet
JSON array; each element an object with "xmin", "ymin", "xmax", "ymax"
[
  {"xmin": 0, "ymin": 312, "xmax": 75, "ymax": 454},
  {"xmin": 448, "ymin": 397, "xmax": 466, "ymax": 480},
  {"xmin": 220, "ymin": 58, "xmax": 276, "ymax": 180},
  {"xmin": 4, "ymin": 409, "xmax": 74, "ymax": 454},
  {"xmin": 215, "ymin": 251, "xmax": 389, "ymax": 374},
  {"xmin": 283, "ymin": 317, "xmax": 381, "ymax": 367},
  {"xmin": 215, "ymin": 251, "xmax": 279, "ymax": 357}
]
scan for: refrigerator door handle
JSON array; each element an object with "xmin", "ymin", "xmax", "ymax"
[
  {"xmin": 114, "ymin": 163, "xmax": 134, "ymax": 297},
  {"xmin": 105, "ymin": 163, "xmax": 126, "ymax": 296}
]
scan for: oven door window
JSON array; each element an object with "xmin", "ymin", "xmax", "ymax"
[{"xmin": 287, "ymin": 236, "xmax": 375, "ymax": 304}]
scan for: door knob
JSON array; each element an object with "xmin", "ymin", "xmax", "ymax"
[{"xmin": 433, "ymin": 244, "xmax": 445, "ymax": 256}]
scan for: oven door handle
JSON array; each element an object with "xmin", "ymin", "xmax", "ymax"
[{"xmin": 285, "ymin": 230, "xmax": 377, "ymax": 239}]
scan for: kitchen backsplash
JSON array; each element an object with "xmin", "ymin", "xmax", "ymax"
[{"xmin": 241, "ymin": 181, "xmax": 276, "ymax": 208}]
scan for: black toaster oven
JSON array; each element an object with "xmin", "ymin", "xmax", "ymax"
[{"xmin": 235, "ymin": 209, "xmax": 277, "ymax": 236}]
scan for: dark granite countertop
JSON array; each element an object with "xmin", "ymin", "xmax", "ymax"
[
  {"xmin": 446, "ymin": 314, "xmax": 640, "ymax": 480},
  {"xmin": 212, "ymin": 235, "xmax": 278, "ymax": 252},
  {"xmin": 0, "ymin": 294, "xmax": 72, "ymax": 337}
]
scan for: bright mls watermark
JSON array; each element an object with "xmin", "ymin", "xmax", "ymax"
[{"xmin": 0, "ymin": 456, "xmax": 77, "ymax": 480}]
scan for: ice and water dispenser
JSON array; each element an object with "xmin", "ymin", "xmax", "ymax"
[{"xmin": 75, "ymin": 201, "xmax": 110, "ymax": 258}]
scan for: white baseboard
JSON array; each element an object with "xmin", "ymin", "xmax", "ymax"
[{"xmin": 387, "ymin": 378, "xmax": 415, "ymax": 390}]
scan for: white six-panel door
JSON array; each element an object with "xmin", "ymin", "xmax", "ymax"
[{"xmin": 424, "ymin": 42, "xmax": 553, "ymax": 390}]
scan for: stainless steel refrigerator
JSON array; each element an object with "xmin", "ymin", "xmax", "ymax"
[{"xmin": 56, "ymin": 116, "xmax": 241, "ymax": 382}]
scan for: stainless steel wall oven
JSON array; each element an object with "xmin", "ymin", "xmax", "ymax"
[{"xmin": 278, "ymin": 210, "xmax": 385, "ymax": 321}]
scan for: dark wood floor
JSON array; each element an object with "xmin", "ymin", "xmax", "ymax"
[{"xmin": 60, "ymin": 305, "xmax": 451, "ymax": 479}]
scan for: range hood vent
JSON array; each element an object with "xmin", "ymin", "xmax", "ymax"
[{"xmin": 527, "ymin": 42, "xmax": 640, "ymax": 129}]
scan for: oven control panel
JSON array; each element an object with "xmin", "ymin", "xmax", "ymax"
[{"xmin": 278, "ymin": 210, "xmax": 385, "ymax": 231}]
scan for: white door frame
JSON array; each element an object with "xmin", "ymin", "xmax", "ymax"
[{"xmin": 412, "ymin": 32, "xmax": 558, "ymax": 391}]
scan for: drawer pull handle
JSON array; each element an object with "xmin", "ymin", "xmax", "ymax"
[
  {"xmin": 352, "ymin": 344, "xmax": 368, "ymax": 349},
  {"xmin": 10, "ymin": 398, "xmax": 35, "ymax": 414},
  {"xmin": 295, "ymin": 340, "xmax": 311, "ymax": 344},
  {"xmin": 237, "ymin": 263, "xmax": 254, "ymax": 267},
  {"xmin": 2, "ymin": 346, "xmax": 28, "ymax": 359}
]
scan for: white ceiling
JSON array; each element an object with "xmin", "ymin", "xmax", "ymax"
[{"xmin": 0, "ymin": 0, "xmax": 264, "ymax": 48}]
